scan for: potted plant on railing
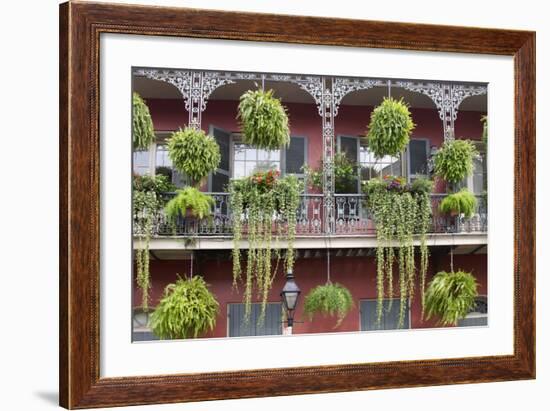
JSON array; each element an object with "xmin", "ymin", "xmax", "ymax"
[
  {"xmin": 229, "ymin": 169, "xmax": 303, "ymax": 323},
  {"xmin": 303, "ymin": 152, "xmax": 359, "ymax": 194},
  {"xmin": 150, "ymin": 275, "xmax": 219, "ymax": 339},
  {"xmin": 363, "ymin": 175, "xmax": 433, "ymax": 327},
  {"xmin": 439, "ymin": 188, "xmax": 477, "ymax": 218},
  {"xmin": 164, "ymin": 187, "xmax": 215, "ymax": 234}
]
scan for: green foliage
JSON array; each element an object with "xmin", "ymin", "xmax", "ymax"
[
  {"xmin": 132, "ymin": 92, "xmax": 155, "ymax": 150},
  {"xmin": 132, "ymin": 174, "xmax": 175, "ymax": 311},
  {"xmin": 133, "ymin": 189, "xmax": 160, "ymax": 311},
  {"xmin": 364, "ymin": 176, "xmax": 432, "ymax": 326},
  {"xmin": 481, "ymin": 115, "xmax": 488, "ymax": 146},
  {"xmin": 229, "ymin": 172, "xmax": 302, "ymax": 322},
  {"xmin": 238, "ymin": 89, "xmax": 290, "ymax": 150},
  {"xmin": 366, "ymin": 97, "xmax": 415, "ymax": 158},
  {"xmin": 440, "ymin": 189, "xmax": 477, "ymax": 218},
  {"xmin": 155, "ymin": 166, "xmax": 173, "ymax": 181},
  {"xmin": 433, "ymin": 139, "xmax": 478, "ymax": 184},
  {"xmin": 424, "ymin": 270, "xmax": 478, "ymax": 326},
  {"xmin": 303, "ymin": 283, "xmax": 354, "ymax": 327},
  {"xmin": 165, "ymin": 187, "xmax": 214, "ymax": 220},
  {"xmin": 303, "ymin": 152, "xmax": 359, "ymax": 193},
  {"xmin": 150, "ymin": 276, "xmax": 219, "ymax": 339},
  {"xmin": 410, "ymin": 177, "xmax": 434, "ymax": 195},
  {"xmin": 133, "ymin": 174, "xmax": 175, "ymax": 197},
  {"xmin": 167, "ymin": 127, "xmax": 221, "ymax": 186}
]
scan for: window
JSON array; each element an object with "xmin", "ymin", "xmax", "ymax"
[
  {"xmin": 360, "ymin": 299, "xmax": 410, "ymax": 331},
  {"xmin": 153, "ymin": 141, "xmax": 187, "ymax": 187},
  {"xmin": 228, "ymin": 303, "xmax": 283, "ymax": 337},
  {"xmin": 285, "ymin": 136, "xmax": 307, "ymax": 176},
  {"xmin": 209, "ymin": 126, "xmax": 232, "ymax": 192},
  {"xmin": 456, "ymin": 141, "xmax": 486, "ymax": 194},
  {"xmin": 359, "ymin": 146, "xmax": 401, "ymax": 180},
  {"xmin": 229, "ymin": 135, "xmax": 307, "ymax": 190},
  {"xmin": 457, "ymin": 296, "xmax": 488, "ymax": 327},
  {"xmin": 233, "ymin": 142, "xmax": 281, "ymax": 179},
  {"xmin": 406, "ymin": 139, "xmax": 430, "ymax": 181},
  {"xmin": 133, "ymin": 150, "xmax": 150, "ymax": 175}
]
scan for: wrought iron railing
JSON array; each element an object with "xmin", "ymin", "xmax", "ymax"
[{"xmin": 134, "ymin": 192, "xmax": 487, "ymax": 237}]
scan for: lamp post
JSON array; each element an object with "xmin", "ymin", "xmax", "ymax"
[{"xmin": 280, "ymin": 270, "xmax": 301, "ymax": 335}]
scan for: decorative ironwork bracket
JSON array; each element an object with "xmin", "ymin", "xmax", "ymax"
[{"xmin": 396, "ymin": 81, "xmax": 487, "ymax": 141}]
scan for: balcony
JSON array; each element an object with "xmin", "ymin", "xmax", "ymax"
[{"xmin": 134, "ymin": 192, "xmax": 487, "ymax": 239}]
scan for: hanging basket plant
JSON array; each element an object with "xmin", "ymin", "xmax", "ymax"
[
  {"xmin": 165, "ymin": 187, "xmax": 214, "ymax": 220},
  {"xmin": 424, "ymin": 270, "xmax": 478, "ymax": 326},
  {"xmin": 433, "ymin": 139, "xmax": 478, "ymax": 184},
  {"xmin": 132, "ymin": 92, "xmax": 155, "ymax": 150},
  {"xmin": 237, "ymin": 89, "xmax": 290, "ymax": 150},
  {"xmin": 229, "ymin": 171, "xmax": 302, "ymax": 323},
  {"xmin": 167, "ymin": 127, "xmax": 221, "ymax": 186},
  {"xmin": 149, "ymin": 276, "xmax": 219, "ymax": 339},
  {"xmin": 303, "ymin": 283, "xmax": 354, "ymax": 327},
  {"xmin": 364, "ymin": 176, "xmax": 433, "ymax": 326},
  {"xmin": 440, "ymin": 188, "xmax": 478, "ymax": 218},
  {"xmin": 366, "ymin": 97, "xmax": 415, "ymax": 158}
]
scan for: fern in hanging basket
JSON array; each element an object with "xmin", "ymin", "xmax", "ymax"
[
  {"xmin": 150, "ymin": 276, "xmax": 219, "ymax": 339},
  {"xmin": 237, "ymin": 89, "xmax": 290, "ymax": 150},
  {"xmin": 164, "ymin": 187, "xmax": 214, "ymax": 221},
  {"xmin": 366, "ymin": 97, "xmax": 415, "ymax": 158},
  {"xmin": 433, "ymin": 139, "xmax": 478, "ymax": 183},
  {"xmin": 132, "ymin": 92, "xmax": 155, "ymax": 150},
  {"xmin": 303, "ymin": 283, "xmax": 354, "ymax": 327},
  {"xmin": 167, "ymin": 127, "xmax": 221, "ymax": 186},
  {"xmin": 424, "ymin": 270, "xmax": 478, "ymax": 326},
  {"xmin": 440, "ymin": 189, "xmax": 478, "ymax": 218}
]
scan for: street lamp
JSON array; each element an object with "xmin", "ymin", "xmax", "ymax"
[{"xmin": 280, "ymin": 270, "xmax": 301, "ymax": 334}]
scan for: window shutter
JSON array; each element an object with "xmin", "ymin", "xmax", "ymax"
[
  {"xmin": 210, "ymin": 126, "xmax": 231, "ymax": 192},
  {"xmin": 285, "ymin": 137, "xmax": 306, "ymax": 174},
  {"xmin": 339, "ymin": 136, "xmax": 358, "ymax": 164},
  {"xmin": 408, "ymin": 139, "xmax": 429, "ymax": 177},
  {"xmin": 228, "ymin": 303, "xmax": 283, "ymax": 337}
]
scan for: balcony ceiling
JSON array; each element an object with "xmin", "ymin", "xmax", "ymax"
[{"xmin": 133, "ymin": 76, "xmax": 487, "ymax": 112}]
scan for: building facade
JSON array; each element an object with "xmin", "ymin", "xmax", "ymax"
[{"xmin": 131, "ymin": 69, "xmax": 488, "ymax": 341}]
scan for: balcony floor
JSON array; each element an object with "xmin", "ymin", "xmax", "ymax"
[{"xmin": 136, "ymin": 232, "xmax": 487, "ymax": 251}]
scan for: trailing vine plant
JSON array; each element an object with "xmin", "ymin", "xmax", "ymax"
[
  {"xmin": 150, "ymin": 275, "xmax": 219, "ymax": 339},
  {"xmin": 133, "ymin": 175, "xmax": 174, "ymax": 310},
  {"xmin": 364, "ymin": 176, "xmax": 433, "ymax": 327},
  {"xmin": 132, "ymin": 92, "xmax": 155, "ymax": 151},
  {"xmin": 229, "ymin": 170, "xmax": 302, "ymax": 323}
]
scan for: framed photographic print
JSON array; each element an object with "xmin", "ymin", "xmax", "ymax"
[{"xmin": 59, "ymin": 1, "xmax": 535, "ymax": 409}]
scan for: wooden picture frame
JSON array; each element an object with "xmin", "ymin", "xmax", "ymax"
[{"xmin": 59, "ymin": 1, "xmax": 535, "ymax": 408}]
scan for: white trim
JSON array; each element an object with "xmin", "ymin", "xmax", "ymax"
[{"xmin": 141, "ymin": 232, "xmax": 487, "ymax": 250}]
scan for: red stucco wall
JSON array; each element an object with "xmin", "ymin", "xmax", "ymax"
[
  {"xmin": 134, "ymin": 252, "xmax": 487, "ymax": 338},
  {"xmin": 146, "ymin": 98, "xmax": 485, "ymax": 194}
]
